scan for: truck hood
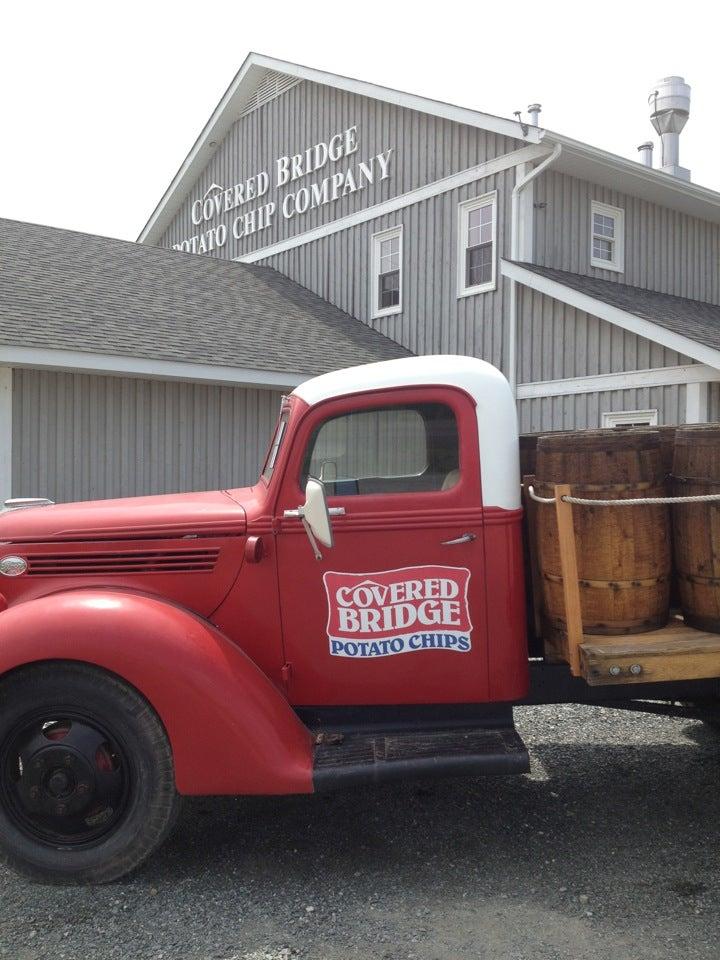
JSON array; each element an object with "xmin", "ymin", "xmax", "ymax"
[{"xmin": 0, "ymin": 490, "xmax": 247, "ymax": 543}]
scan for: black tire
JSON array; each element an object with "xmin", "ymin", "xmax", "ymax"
[{"xmin": 0, "ymin": 662, "xmax": 180, "ymax": 884}]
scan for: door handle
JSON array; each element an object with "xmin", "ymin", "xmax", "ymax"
[
  {"xmin": 283, "ymin": 506, "xmax": 346, "ymax": 519},
  {"xmin": 441, "ymin": 533, "xmax": 476, "ymax": 546}
]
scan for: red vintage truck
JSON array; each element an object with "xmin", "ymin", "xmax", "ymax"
[{"xmin": 0, "ymin": 355, "xmax": 718, "ymax": 884}]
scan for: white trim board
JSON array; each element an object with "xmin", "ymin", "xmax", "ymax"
[
  {"xmin": 0, "ymin": 367, "xmax": 12, "ymax": 502},
  {"xmin": 138, "ymin": 52, "xmax": 541, "ymax": 246},
  {"xmin": 501, "ymin": 259, "xmax": 720, "ymax": 372},
  {"xmin": 237, "ymin": 145, "xmax": 549, "ymax": 265},
  {"xmin": 517, "ymin": 364, "xmax": 719, "ymax": 400},
  {"xmin": 686, "ymin": 381, "xmax": 709, "ymax": 423},
  {"xmin": 0, "ymin": 348, "xmax": 307, "ymax": 391}
]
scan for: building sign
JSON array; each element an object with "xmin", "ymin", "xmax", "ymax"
[
  {"xmin": 173, "ymin": 125, "xmax": 393, "ymax": 254},
  {"xmin": 323, "ymin": 566, "xmax": 473, "ymax": 659}
]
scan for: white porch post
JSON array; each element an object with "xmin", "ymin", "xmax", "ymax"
[
  {"xmin": 0, "ymin": 367, "xmax": 12, "ymax": 503},
  {"xmin": 685, "ymin": 380, "xmax": 709, "ymax": 423}
]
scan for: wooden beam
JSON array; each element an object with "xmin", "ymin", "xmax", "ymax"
[
  {"xmin": 516, "ymin": 364, "xmax": 718, "ymax": 400},
  {"xmin": 554, "ymin": 483, "xmax": 584, "ymax": 676},
  {"xmin": 580, "ymin": 621, "xmax": 720, "ymax": 685}
]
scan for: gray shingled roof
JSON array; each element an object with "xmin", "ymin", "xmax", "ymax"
[
  {"xmin": 0, "ymin": 218, "xmax": 411, "ymax": 377},
  {"xmin": 516, "ymin": 262, "xmax": 720, "ymax": 355}
]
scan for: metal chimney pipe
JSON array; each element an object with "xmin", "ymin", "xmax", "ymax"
[
  {"xmin": 637, "ymin": 141, "xmax": 654, "ymax": 168},
  {"xmin": 527, "ymin": 103, "xmax": 542, "ymax": 126},
  {"xmin": 649, "ymin": 76, "xmax": 691, "ymax": 181}
]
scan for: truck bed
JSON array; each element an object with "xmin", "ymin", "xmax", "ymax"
[{"xmin": 580, "ymin": 620, "xmax": 720, "ymax": 686}]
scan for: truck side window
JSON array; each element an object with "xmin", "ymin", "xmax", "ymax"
[
  {"xmin": 261, "ymin": 413, "xmax": 288, "ymax": 482},
  {"xmin": 301, "ymin": 403, "xmax": 459, "ymax": 495}
]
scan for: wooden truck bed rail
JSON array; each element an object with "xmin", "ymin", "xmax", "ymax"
[{"xmin": 523, "ymin": 477, "xmax": 720, "ymax": 686}]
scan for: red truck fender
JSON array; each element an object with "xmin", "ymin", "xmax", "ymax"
[{"xmin": 0, "ymin": 589, "xmax": 313, "ymax": 795}]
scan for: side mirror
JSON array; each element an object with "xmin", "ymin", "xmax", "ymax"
[
  {"xmin": 302, "ymin": 478, "xmax": 334, "ymax": 549},
  {"xmin": 283, "ymin": 478, "xmax": 336, "ymax": 559}
]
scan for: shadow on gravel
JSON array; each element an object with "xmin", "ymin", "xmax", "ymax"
[{"xmin": 2, "ymin": 715, "xmax": 718, "ymax": 960}]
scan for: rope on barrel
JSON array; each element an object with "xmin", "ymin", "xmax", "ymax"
[{"xmin": 525, "ymin": 484, "xmax": 720, "ymax": 507}]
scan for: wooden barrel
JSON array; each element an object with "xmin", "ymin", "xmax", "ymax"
[
  {"xmin": 657, "ymin": 425, "xmax": 677, "ymax": 478},
  {"xmin": 535, "ymin": 429, "xmax": 671, "ymax": 638},
  {"xmin": 672, "ymin": 424, "xmax": 720, "ymax": 632}
]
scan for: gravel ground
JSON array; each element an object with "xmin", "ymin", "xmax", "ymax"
[{"xmin": 0, "ymin": 703, "xmax": 718, "ymax": 960}]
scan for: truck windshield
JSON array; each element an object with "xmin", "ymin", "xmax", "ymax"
[{"xmin": 261, "ymin": 412, "xmax": 288, "ymax": 483}]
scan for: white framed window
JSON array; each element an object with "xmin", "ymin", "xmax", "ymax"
[
  {"xmin": 457, "ymin": 192, "xmax": 497, "ymax": 297},
  {"xmin": 602, "ymin": 409, "xmax": 658, "ymax": 428},
  {"xmin": 371, "ymin": 226, "xmax": 403, "ymax": 319},
  {"xmin": 590, "ymin": 201, "xmax": 625, "ymax": 272}
]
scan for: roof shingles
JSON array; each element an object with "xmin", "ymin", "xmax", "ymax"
[
  {"xmin": 517, "ymin": 262, "xmax": 720, "ymax": 355},
  {"xmin": 0, "ymin": 218, "xmax": 411, "ymax": 377}
]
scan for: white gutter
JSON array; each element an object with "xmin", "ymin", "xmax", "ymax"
[
  {"xmin": 0, "ymin": 346, "xmax": 308, "ymax": 391},
  {"xmin": 507, "ymin": 142, "xmax": 562, "ymax": 395}
]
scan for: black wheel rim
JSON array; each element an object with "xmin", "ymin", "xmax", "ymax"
[{"xmin": 0, "ymin": 709, "xmax": 131, "ymax": 846}]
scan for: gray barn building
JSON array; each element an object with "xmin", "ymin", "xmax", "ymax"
[{"xmin": 3, "ymin": 56, "xmax": 720, "ymax": 503}]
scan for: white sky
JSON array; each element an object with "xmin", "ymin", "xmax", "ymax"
[{"xmin": 2, "ymin": 0, "xmax": 718, "ymax": 242}]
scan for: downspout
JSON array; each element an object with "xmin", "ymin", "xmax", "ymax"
[{"xmin": 508, "ymin": 142, "xmax": 562, "ymax": 395}]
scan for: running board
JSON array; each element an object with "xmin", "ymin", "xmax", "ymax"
[{"xmin": 312, "ymin": 725, "xmax": 529, "ymax": 791}]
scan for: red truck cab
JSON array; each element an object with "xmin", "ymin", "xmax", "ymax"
[{"xmin": 0, "ymin": 355, "xmax": 715, "ymax": 883}]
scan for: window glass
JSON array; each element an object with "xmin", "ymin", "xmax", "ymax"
[
  {"xmin": 379, "ymin": 270, "xmax": 400, "ymax": 309},
  {"xmin": 301, "ymin": 403, "xmax": 460, "ymax": 496},
  {"xmin": 261, "ymin": 413, "xmax": 288, "ymax": 482},
  {"xmin": 466, "ymin": 243, "xmax": 493, "ymax": 287},
  {"xmin": 592, "ymin": 236, "xmax": 613, "ymax": 261},
  {"xmin": 593, "ymin": 213, "xmax": 615, "ymax": 238}
]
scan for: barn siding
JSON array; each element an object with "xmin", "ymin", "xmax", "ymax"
[
  {"xmin": 518, "ymin": 384, "xmax": 686, "ymax": 433},
  {"xmin": 12, "ymin": 370, "xmax": 282, "ymax": 503},
  {"xmin": 517, "ymin": 287, "xmax": 694, "ymax": 383},
  {"xmin": 157, "ymin": 78, "xmax": 521, "ymax": 262},
  {"xmin": 533, "ymin": 169, "xmax": 720, "ymax": 304},
  {"xmin": 260, "ymin": 166, "xmax": 515, "ymax": 372}
]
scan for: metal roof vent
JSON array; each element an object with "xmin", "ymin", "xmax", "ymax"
[
  {"xmin": 527, "ymin": 103, "xmax": 542, "ymax": 126},
  {"xmin": 648, "ymin": 76, "xmax": 691, "ymax": 181},
  {"xmin": 637, "ymin": 141, "xmax": 654, "ymax": 167}
]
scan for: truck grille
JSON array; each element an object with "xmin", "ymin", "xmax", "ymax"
[{"xmin": 26, "ymin": 548, "xmax": 220, "ymax": 576}]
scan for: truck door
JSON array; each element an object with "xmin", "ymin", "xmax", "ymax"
[{"xmin": 275, "ymin": 386, "xmax": 490, "ymax": 706}]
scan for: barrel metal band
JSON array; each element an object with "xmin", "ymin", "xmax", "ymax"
[
  {"xmin": 542, "ymin": 572, "xmax": 670, "ymax": 589},
  {"xmin": 669, "ymin": 474, "xmax": 720, "ymax": 486},
  {"xmin": 536, "ymin": 480, "xmax": 658, "ymax": 493},
  {"xmin": 677, "ymin": 571, "xmax": 720, "ymax": 587}
]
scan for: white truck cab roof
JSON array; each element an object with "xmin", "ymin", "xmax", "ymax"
[{"xmin": 293, "ymin": 356, "xmax": 520, "ymax": 511}]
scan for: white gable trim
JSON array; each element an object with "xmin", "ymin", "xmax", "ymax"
[
  {"xmin": 500, "ymin": 259, "xmax": 720, "ymax": 372},
  {"xmin": 0, "ymin": 347, "xmax": 307, "ymax": 391},
  {"xmin": 517, "ymin": 363, "xmax": 719, "ymax": 399},
  {"xmin": 138, "ymin": 52, "xmax": 539, "ymax": 247}
]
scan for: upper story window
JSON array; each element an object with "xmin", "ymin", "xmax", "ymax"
[
  {"xmin": 457, "ymin": 192, "xmax": 497, "ymax": 297},
  {"xmin": 590, "ymin": 201, "xmax": 625, "ymax": 273},
  {"xmin": 301, "ymin": 402, "xmax": 460, "ymax": 496},
  {"xmin": 371, "ymin": 226, "xmax": 402, "ymax": 319}
]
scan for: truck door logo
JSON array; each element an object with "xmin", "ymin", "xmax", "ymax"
[{"xmin": 323, "ymin": 565, "xmax": 473, "ymax": 658}]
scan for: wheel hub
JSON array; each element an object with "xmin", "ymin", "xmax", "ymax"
[{"xmin": 0, "ymin": 714, "xmax": 128, "ymax": 845}]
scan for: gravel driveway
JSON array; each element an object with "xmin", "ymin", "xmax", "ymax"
[{"xmin": 1, "ymin": 703, "xmax": 718, "ymax": 960}]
